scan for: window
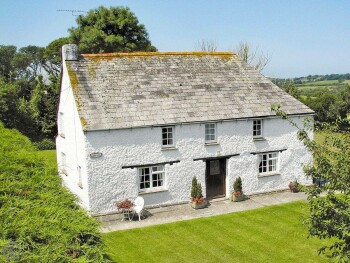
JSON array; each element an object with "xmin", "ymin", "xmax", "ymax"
[
  {"xmin": 61, "ymin": 152, "xmax": 67, "ymax": 175},
  {"xmin": 258, "ymin": 152, "xmax": 278, "ymax": 174},
  {"xmin": 209, "ymin": 160, "xmax": 220, "ymax": 175},
  {"xmin": 78, "ymin": 166, "xmax": 83, "ymax": 188},
  {"xmin": 205, "ymin": 123, "xmax": 216, "ymax": 143},
  {"xmin": 59, "ymin": 112, "xmax": 65, "ymax": 137},
  {"xmin": 162, "ymin": 127, "xmax": 174, "ymax": 147},
  {"xmin": 139, "ymin": 165, "xmax": 164, "ymax": 191},
  {"xmin": 253, "ymin": 119, "xmax": 262, "ymax": 137}
]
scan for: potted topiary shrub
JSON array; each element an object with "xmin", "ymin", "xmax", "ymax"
[
  {"xmin": 190, "ymin": 176, "xmax": 207, "ymax": 209},
  {"xmin": 288, "ymin": 180, "xmax": 299, "ymax": 193},
  {"xmin": 232, "ymin": 177, "xmax": 245, "ymax": 202}
]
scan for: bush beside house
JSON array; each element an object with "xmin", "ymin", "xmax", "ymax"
[{"xmin": 0, "ymin": 123, "xmax": 109, "ymax": 262}]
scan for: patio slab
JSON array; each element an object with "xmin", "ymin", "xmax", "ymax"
[{"xmin": 100, "ymin": 190, "xmax": 308, "ymax": 233}]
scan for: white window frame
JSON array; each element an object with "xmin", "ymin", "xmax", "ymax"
[
  {"xmin": 162, "ymin": 126, "xmax": 174, "ymax": 147},
  {"xmin": 253, "ymin": 119, "xmax": 263, "ymax": 138},
  {"xmin": 77, "ymin": 165, "xmax": 83, "ymax": 189},
  {"xmin": 61, "ymin": 152, "xmax": 67, "ymax": 175},
  {"xmin": 258, "ymin": 152, "xmax": 279, "ymax": 175},
  {"xmin": 59, "ymin": 112, "xmax": 65, "ymax": 137},
  {"xmin": 205, "ymin": 123, "xmax": 217, "ymax": 143},
  {"xmin": 138, "ymin": 165, "xmax": 165, "ymax": 192}
]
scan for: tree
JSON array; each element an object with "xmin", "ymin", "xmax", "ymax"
[
  {"xmin": 0, "ymin": 45, "xmax": 46, "ymax": 82},
  {"xmin": 279, "ymin": 80, "xmax": 301, "ymax": 99},
  {"xmin": 312, "ymin": 94, "xmax": 338, "ymax": 123},
  {"xmin": 43, "ymin": 37, "xmax": 71, "ymax": 77},
  {"xmin": 68, "ymin": 6, "xmax": 157, "ymax": 53},
  {"xmin": 195, "ymin": 39, "xmax": 218, "ymax": 52},
  {"xmin": 338, "ymin": 84, "xmax": 350, "ymax": 120},
  {"xmin": 17, "ymin": 45, "xmax": 46, "ymax": 80},
  {"xmin": 196, "ymin": 40, "xmax": 271, "ymax": 71},
  {"xmin": 272, "ymin": 104, "xmax": 350, "ymax": 262},
  {"xmin": 30, "ymin": 75, "xmax": 59, "ymax": 138},
  {"xmin": 0, "ymin": 45, "xmax": 21, "ymax": 81},
  {"xmin": 236, "ymin": 41, "xmax": 271, "ymax": 72},
  {"xmin": 0, "ymin": 79, "xmax": 38, "ymax": 139}
]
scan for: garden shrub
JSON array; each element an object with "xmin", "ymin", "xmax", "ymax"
[
  {"xmin": 190, "ymin": 176, "xmax": 203, "ymax": 199},
  {"xmin": 233, "ymin": 177, "xmax": 242, "ymax": 193},
  {"xmin": 33, "ymin": 138, "xmax": 56, "ymax": 150},
  {"xmin": 0, "ymin": 123, "xmax": 109, "ymax": 262}
]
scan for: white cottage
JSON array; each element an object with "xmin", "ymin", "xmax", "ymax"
[{"xmin": 56, "ymin": 44, "xmax": 314, "ymax": 215}]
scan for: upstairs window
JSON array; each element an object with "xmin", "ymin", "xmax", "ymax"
[
  {"xmin": 258, "ymin": 152, "xmax": 278, "ymax": 175},
  {"xmin": 162, "ymin": 127, "xmax": 174, "ymax": 147},
  {"xmin": 205, "ymin": 123, "xmax": 216, "ymax": 143},
  {"xmin": 138, "ymin": 165, "xmax": 164, "ymax": 191},
  {"xmin": 253, "ymin": 119, "xmax": 262, "ymax": 137},
  {"xmin": 59, "ymin": 112, "xmax": 65, "ymax": 137}
]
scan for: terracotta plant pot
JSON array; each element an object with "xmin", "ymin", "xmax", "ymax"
[
  {"xmin": 288, "ymin": 181, "xmax": 299, "ymax": 193},
  {"xmin": 232, "ymin": 192, "xmax": 246, "ymax": 202},
  {"xmin": 190, "ymin": 199, "xmax": 207, "ymax": 209}
]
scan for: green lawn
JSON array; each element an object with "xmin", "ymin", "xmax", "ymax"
[
  {"xmin": 314, "ymin": 130, "xmax": 344, "ymax": 145},
  {"xmin": 103, "ymin": 201, "xmax": 330, "ymax": 263},
  {"xmin": 36, "ymin": 149, "xmax": 57, "ymax": 169}
]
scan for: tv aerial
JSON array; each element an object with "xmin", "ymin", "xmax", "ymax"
[{"xmin": 57, "ymin": 9, "xmax": 86, "ymax": 16}]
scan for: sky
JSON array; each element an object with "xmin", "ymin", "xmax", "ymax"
[{"xmin": 0, "ymin": 0, "xmax": 349, "ymax": 78}]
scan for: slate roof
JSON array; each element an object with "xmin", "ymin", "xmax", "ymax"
[{"xmin": 65, "ymin": 52, "xmax": 314, "ymax": 130}]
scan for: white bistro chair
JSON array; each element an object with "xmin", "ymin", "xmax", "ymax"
[{"xmin": 132, "ymin": 196, "xmax": 145, "ymax": 221}]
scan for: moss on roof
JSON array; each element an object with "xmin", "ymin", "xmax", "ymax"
[
  {"xmin": 81, "ymin": 51, "xmax": 236, "ymax": 62},
  {"xmin": 64, "ymin": 51, "xmax": 313, "ymax": 131}
]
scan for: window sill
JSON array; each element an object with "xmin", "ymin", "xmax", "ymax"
[
  {"xmin": 139, "ymin": 188, "xmax": 168, "ymax": 195},
  {"xmin": 205, "ymin": 142, "xmax": 219, "ymax": 146},
  {"xmin": 253, "ymin": 137, "xmax": 266, "ymax": 141},
  {"xmin": 258, "ymin": 172, "xmax": 280, "ymax": 178},
  {"xmin": 161, "ymin": 147, "xmax": 178, "ymax": 151}
]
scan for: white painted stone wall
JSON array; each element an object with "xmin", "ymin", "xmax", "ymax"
[
  {"xmin": 56, "ymin": 59, "xmax": 90, "ymax": 210},
  {"xmin": 84, "ymin": 116, "xmax": 313, "ymax": 214}
]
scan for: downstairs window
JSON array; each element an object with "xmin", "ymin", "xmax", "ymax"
[
  {"xmin": 258, "ymin": 152, "xmax": 278, "ymax": 175},
  {"xmin": 138, "ymin": 165, "xmax": 165, "ymax": 191}
]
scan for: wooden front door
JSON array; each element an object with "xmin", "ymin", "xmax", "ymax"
[{"xmin": 206, "ymin": 159, "xmax": 226, "ymax": 199}]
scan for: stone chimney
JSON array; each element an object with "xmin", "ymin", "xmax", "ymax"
[{"xmin": 62, "ymin": 44, "xmax": 78, "ymax": 61}]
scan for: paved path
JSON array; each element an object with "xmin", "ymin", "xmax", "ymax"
[{"xmin": 101, "ymin": 191, "xmax": 308, "ymax": 233}]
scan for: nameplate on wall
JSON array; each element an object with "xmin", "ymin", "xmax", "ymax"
[{"xmin": 90, "ymin": 152, "xmax": 103, "ymax": 158}]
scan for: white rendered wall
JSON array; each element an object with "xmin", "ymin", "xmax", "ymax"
[
  {"xmin": 84, "ymin": 116, "xmax": 313, "ymax": 214},
  {"xmin": 56, "ymin": 61, "xmax": 90, "ymax": 210}
]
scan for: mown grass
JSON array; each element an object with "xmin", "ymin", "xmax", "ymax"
[
  {"xmin": 36, "ymin": 150, "xmax": 57, "ymax": 169},
  {"xmin": 314, "ymin": 130, "xmax": 344, "ymax": 145},
  {"xmin": 103, "ymin": 201, "xmax": 331, "ymax": 263}
]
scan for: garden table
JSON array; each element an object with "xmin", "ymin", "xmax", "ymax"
[{"xmin": 121, "ymin": 207, "xmax": 134, "ymax": 221}]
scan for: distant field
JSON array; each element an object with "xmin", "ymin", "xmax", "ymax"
[
  {"xmin": 103, "ymin": 201, "xmax": 330, "ymax": 263},
  {"xmin": 299, "ymin": 80, "xmax": 339, "ymax": 86},
  {"xmin": 296, "ymin": 79, "xmax": 348, "ymax": 97},
  {"xmin": 300, "ymin": 86, "xmax": 339, "ymax": 97}
]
